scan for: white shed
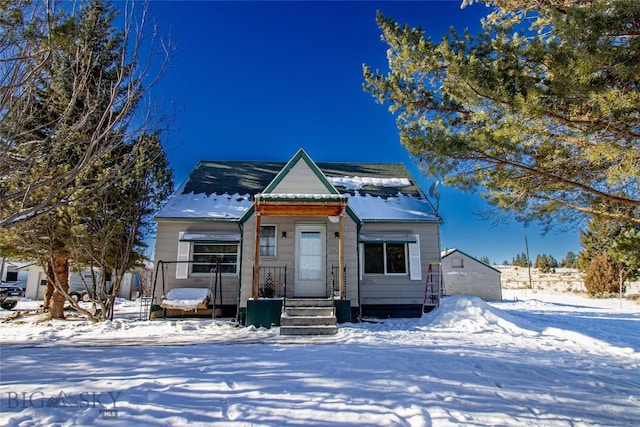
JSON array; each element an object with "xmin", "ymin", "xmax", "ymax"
[{"xmin": 441, "ymin": 249, "xmax": 502, "ymax": 301}]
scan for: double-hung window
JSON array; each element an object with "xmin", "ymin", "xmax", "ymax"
[
  {"xmin": 176, "ymin": 232, "xmax": 241, "ymax": 278},
  {"xmin": 364, "ymin": 242, "xmax": 408, "ymax": 275},
  {"xmin": 360, "ymin": 233, "xmax": 421, "ymax": 280},
  {"xmin": 259, "ymin": 225, "xmax": 277, "ymax": 257},
  {"xmin": 192, "ymin": 243, "xmax": 238, "ymax": 274}
]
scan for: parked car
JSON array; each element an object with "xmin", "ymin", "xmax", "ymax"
[{"xmin": 0, "ymin": 282, "xmax": 25, "ymax": 310}]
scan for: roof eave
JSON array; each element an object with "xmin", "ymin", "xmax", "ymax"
[
  {"xmin": 155, "ymin": 217, "xmax": 241, "ymax": 223},
  {"xmin": 360, "ymin": 218, "xmax": 442, "ymax": 224}
]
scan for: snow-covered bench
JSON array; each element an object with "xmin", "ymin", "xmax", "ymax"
[{"xmin": 160, "ymin": 287, "xmax": 211, "ymax": 311}]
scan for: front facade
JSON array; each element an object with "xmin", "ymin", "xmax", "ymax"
[
  {"xmin": 441, "ymin": 249, "xmax": 503, "ymax": 301},
  {"xmin": 153, "ymin": 149, "xmax": 442, "ymax": 323}
]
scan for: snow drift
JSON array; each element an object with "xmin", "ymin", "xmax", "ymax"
[{"xmin": 421, "ymin": 295, "xmax": 538, "ymax": 336}]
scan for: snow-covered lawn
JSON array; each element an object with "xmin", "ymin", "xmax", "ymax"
[{"xmin": 1, "ymin": 291, "xmax": 638, "ymax": 426}]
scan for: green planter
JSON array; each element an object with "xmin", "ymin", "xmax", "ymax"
[
  {"xmin": 245, "ymin": 299, "xmax": 283, "ymax": 328},
  {"xmin": 334, "ymin": 299, "xmax": 352, "ymax": 323}
]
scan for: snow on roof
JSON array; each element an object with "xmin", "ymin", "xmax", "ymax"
[
  {"xmin": 157, "ymin": 191, "xmax": 438, "ymax": 222},
  {"xmin": 157, "ymin": 191, "xmax": 252, "ymax": 219},
  {"xmin": 156, "ymin": 162, "xmax": 438, "ymax": 221},
  {"xmin": 346, "ymin": 193, "xmax": 438, "ymax": 221},
  {"xmin": 327, "ymin": 176, "xmax": 411, "ymax": 190}
]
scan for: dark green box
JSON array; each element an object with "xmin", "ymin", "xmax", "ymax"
[{"xmin": 245, "ymin": 299, "xmax": 283, "ymax": 328}]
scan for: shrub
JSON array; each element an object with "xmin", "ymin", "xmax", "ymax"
[{"xmin": 584, "ymin": 254, "xmax": 624, "ymax": 297}]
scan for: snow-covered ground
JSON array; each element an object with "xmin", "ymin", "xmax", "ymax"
[{"xmin": 1, "ymin": 290, "xmax": 638, "ymax": 426}]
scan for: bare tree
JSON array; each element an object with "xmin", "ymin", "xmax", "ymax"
[
  {"xmin": 0, "ymin": 0, "xmax": 174, "ymax": 319},
  {"xmin": 0, "ymin": 0, "xmax": 172, "ymax": 230}
]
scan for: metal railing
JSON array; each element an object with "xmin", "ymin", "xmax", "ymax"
[
  {"xmin": 257, "ymin": 265, "xmax": 287, "ymax": 299},
  {"xmin": 330, "ymin": 264, "xmax": 346, "ymax": 317},
  {"xmin": 330, "ymin": 265, "xmax": 346, "ymax": 299}
]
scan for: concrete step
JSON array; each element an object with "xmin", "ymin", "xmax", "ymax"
[
  {"xmin": 284, "ymin": 298, "xmax": 334, "ymax": 307},
  {"xmin": 280, "ymin": 315, "xmax": 337, "ymax": 327},
  {"xmin": 284, "ymin": 307, "xmax": 334, "ymax": 317},
  {"xmin": 280, "ymin": 325, "xmax": 338, "ymax": 336}
]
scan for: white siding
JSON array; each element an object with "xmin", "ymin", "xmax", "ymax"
[
  {"xmin": 154, "ymin": 221, "xmax": 241, "ymax": 304},
  {"xmin": 270, "ymin": 161, "xmax": 332, "ymax": 194},
  {"xmin": 358, "ymin": 223, "xmax": 440, "ymax": 306},
  {"xmin": 441, "ymin": 250, "xmax": 502, "ymax": 301}
]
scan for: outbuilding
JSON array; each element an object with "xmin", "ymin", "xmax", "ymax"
[{"xmin": 441, "ymin": 248, "xmax": 502, "ymax": 301}]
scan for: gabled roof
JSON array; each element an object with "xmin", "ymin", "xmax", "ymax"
[
  {"xmin": 441, "ymin": 248, "xmax": 502, "ymax": 274},
  {"xmin": 263, "ymin": 148, "xmax": 339, "ymax": 195},
  {"xmin": 157, "ymin": 149, "xmax": 440, "ymax": 223}
]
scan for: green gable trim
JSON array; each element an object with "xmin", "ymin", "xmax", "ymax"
[
  {"xmin": 239, "ymin": 205, "xmax": 256, "ymax": 224},
  {"xmin": 345, "ymin": 205, "xmax": 360, "ymax": 225},
  {"xmin": 263, "ymin": 148, "xmax": 339, "ymax": 195}
]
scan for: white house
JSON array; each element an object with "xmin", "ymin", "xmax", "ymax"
[
  {"xmin": 153, "ymin": 148, "xmax": 443, "ymax": 328},
  {"xmin": 24, "ymin": 265, "xmax": 139, "ymax": 301},
  {"xmin": 441, "ymin": 248, "xmax": 502, "ymax": 301}
]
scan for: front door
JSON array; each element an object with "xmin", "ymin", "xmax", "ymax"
[{"xmin": 294, "ymin": 224, "xmax": 326, "ymax": 297}]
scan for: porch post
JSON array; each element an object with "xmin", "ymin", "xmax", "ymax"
[
  {"xmin": 338, "ymin": 209, "xmax": 345, "ymax": 299},
  {"xmin": 252, "ymin": 212, "xmax": 261, "ymax": 300}
]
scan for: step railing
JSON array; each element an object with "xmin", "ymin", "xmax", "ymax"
[
  {"xmin": 330, "ymin": 264, "xmax": 346, "ymax": 317},
  {"xmin": 257, "ymin": 265, "xmax": 287, "ymax": 299}
]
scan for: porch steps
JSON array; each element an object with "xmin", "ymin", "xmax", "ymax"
[{"xmin": 280, "ymin": 298, "xmax": 338, "ymax": 336}]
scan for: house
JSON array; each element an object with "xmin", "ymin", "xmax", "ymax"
[
  {"xmin": 24, "ymin": 265, "xmax": 139, "ymax": 301},
  {"xmin": 153, "ymin": 149, "xmax": 442, "ymax": 327},
  {"xmin": 441, "ymin": 248, "xmax": 502, "ymax": 301},
  {"xmin": 0, "ymin": 259, "xmax": 28, "ymax": 287}
]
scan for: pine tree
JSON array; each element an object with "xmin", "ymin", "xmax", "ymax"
[
  {"xmin": 560, "ymin": 251, "xmax": 579, "ymax": 269},
  {"xmin": 363, "ymin": 0, "xmax": 640, "ymax": 227},
  {"xmin": 0, "ymin": 1, "xmax": 172, "ymax": 319},
  {"xmin": 0, "ymin": 0, "xmax": 171, "ymax": 229}
]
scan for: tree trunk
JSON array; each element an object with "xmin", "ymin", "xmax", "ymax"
[
  {"xmin": 48, "ymin": 255, "xmax": 69, "ymax": 319},
  {"xmin": 43, "ymin": 261, "xmax": 55, "ymax": 310}
]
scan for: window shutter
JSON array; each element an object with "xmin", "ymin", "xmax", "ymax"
[
  {"xmin": 176, "ymin": 232, "xmax": 190, "ymax": 279},
  {"xmin": 408, "ymin": 234, "xmax": 421, "ymax": 281},
  {"xmin": 358, "ymin": 243, "xmax": 364, "ymax": 280}
]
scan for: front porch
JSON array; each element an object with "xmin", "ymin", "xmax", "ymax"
[
  {"xmin": 243, "ymin": 265, "xmax": 352, "ymax": 329},
  {"xmin": 243, "ymin": 192, "xmax": 353, "ymax": 332}
]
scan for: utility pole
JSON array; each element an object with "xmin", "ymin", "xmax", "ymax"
[{"xmin": 524, "ymin": 235, "xmax": 533, "ymax": 290}]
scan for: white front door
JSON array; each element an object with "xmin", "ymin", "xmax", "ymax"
[{"xmin": 294, "ymin": 225, "xmax": 326, "ymax": 297}]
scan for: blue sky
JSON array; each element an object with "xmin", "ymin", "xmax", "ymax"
[{"xmin": 145, "ymin": 0, "xmax": 581, "ymax": 264}]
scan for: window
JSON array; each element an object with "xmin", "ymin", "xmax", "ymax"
[
  {"xmin": 363, "ymin": 243, "xmax": 407, "ymax": 275},
  {"xmin": 192, "ymin": 243, "xmax": 238, "ymax": 274},
  {"xmin": 5, "ymin": 271, "xmax": 18, "ymax": 282},
  {"xmin": 452, "ymin": 258, "xmax": 464, "ymax": 268},
  {"xmin": 260, "ymin": 225, "xmax": 276, "ymax": 257}
]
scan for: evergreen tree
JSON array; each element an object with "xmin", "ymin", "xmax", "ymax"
[
  {"xmin": 0, "ymin": 1, "xmax": 172, "ymax": 319},
  {"xmin": 512, "ymin": 252, "xmax": 530, "ymax": 268},
  {"xmin": 0, "ymin": 0, "xmax": 171, "ymax": 229},
  {"xmin": 535, "ymin": 254, "xmax": 557, "ymax": 273},
  {"xmin": 560, "ymin": 251, "xmax": 579, "ymax": 269},
  {"xmin": 363, "ymin": 0, "xmax": 640, "ymax": 227},
  {"xmin": 67, "ymin": 133, "xmax": 172, "ymax": 321}
]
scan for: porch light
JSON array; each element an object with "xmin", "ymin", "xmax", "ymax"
[
  {"xmin": 334, "ymin": 231, "xmax": 340, "ymax": 239},
  {"xmin": 281, "ymin": 231, "xmax": 287, "ymax": 239}
]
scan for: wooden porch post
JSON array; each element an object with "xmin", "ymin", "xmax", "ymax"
[
  {"xmin": 338, "ymin": 209, "xmax": 345, "ymax": 299},
  {"xmin": 252, "ymin": 212, "xmax": 261, "ymax": 300}
]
